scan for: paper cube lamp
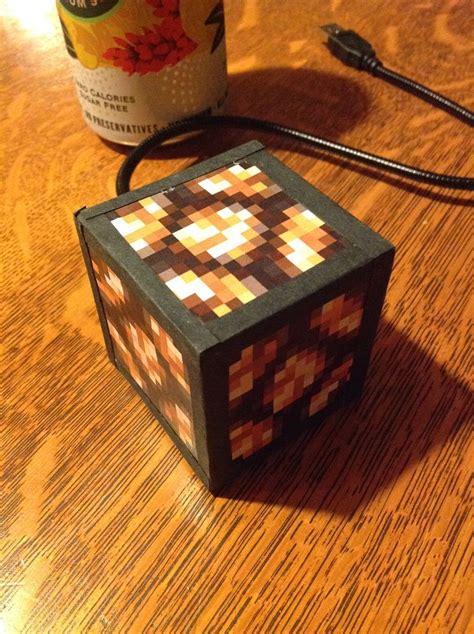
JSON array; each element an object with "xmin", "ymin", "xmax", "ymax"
[{"xmin": 75, "ymin": 141, "xmax": 394, "ymax": 492}]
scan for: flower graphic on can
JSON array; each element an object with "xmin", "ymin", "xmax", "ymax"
[
  {"xmin": 102, "ymin": 0, "xmax": 199, "ymax": 75},
  {"xmin": 103, "ymin": 19, "xmax": 197, "ymax": 75}
]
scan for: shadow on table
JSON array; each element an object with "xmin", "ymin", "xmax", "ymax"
[
  {"xmin": 218, "ymin": 319, "xmax": 471, "ymax": 516},
  {"xmin": 102, "ymin": 66, "xmax": 471, "ymax": 206},
  {"xmin": 101, "ymin": 66, "xmax": 369, "ymax": 159}
]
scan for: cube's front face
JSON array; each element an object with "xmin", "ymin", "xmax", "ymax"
[{"xmin": 77, "ymin": 141, "xmax": 393, "ymax": 491}]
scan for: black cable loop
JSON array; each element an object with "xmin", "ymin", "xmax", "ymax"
[{"xmin": 116, "ymin": 114, "xmax": 474, "ymax": 195}]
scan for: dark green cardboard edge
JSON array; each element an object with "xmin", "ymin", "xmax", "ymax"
[
  {"xmin": 347, "ymin": 247, "xmax": 395, "ymax": 397},
  {"xmin": 75, "ymin": 209, "xmax": 116, "ymax": 365}
]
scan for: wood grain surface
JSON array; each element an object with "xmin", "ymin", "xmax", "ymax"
[{"xmin": 2, "ymin": 0, "xmax": 473, "ymax": 632}]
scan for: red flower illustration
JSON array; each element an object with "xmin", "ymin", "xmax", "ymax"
[{"xmin": 103, "ymin": 18, "xmax": 196, "ymax": 75}]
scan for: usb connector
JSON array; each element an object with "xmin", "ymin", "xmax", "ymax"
[
  {"xmin": 320, "ymin": 24, "xmax": 379, "ymax": 72},
  {"xmin": 319, "ymin": 23, "xmax": 473, "ymax": 126}
]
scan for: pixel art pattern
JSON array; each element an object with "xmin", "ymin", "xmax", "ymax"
[
  {"xmin": 107, "ymin": 162, "xmax": 345, "ymax": 321},
  {"xmin": 228, "ymin": 288, "xmax": 366, "ymax": 460},
  {"xmin": 90, "ymin": 250, "xmax": 196, "ymax": 454}
]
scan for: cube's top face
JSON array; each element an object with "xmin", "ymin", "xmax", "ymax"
[
  {"xmin": 79, "ymin": 142, "xmax": 393, "ymax": 351},
  {"xmin": 106, "ymin": 161, "xmax": 346, "ymax": 322}
]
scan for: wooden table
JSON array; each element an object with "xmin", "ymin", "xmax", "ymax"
[{"xmin": 3, "ymin": 1, "xmax": 473, "ymax": 632}]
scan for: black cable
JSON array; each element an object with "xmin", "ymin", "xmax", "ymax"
[
  {"xmin": 116, "ymin": 26, "xmax": 474, "ymax": 195},
  {"xmin": 116, "ymin": 115, "xmax": 474, "ymax": 195},
  {"xmin": 371, "ymin": 64, "xmax": 474, "ymax": 126},
  {"xmin": 321, "ymin": 24, "xmax": 474, "ymax": 126}
]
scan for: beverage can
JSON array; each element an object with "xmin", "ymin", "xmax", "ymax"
[{"xmin": 57, "ymin": 0, "xmax": 227, "ymax": 145}]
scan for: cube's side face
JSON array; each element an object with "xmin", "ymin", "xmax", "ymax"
[
  {"xmin": 226, "ymin": 283, "xmax": 366, "ymax": 461},
  {"xmin": 202, "ymin": 253, "xmax": 393, "ymax": 490},
  {"xmin": 86, "ymin": 245, "xmax": 199, "ymax": 459}
]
